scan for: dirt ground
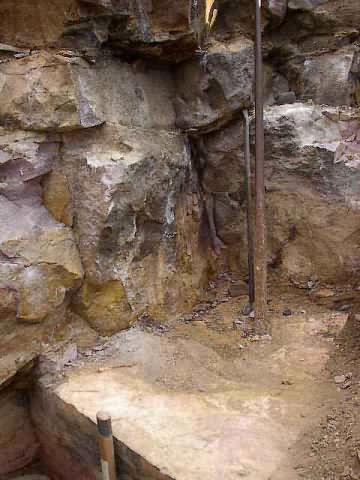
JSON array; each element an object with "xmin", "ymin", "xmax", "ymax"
[
  {"xmin": 40, "ymin": 273, "xmax": 360, "ymax": 480},
  {"xmin": 291, "ymin": 312, "xmax": 360, "ymax": 480}
]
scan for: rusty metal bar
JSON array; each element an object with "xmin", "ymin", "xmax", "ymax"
[
  {"xmin": 97, "ymin": 411, "xmax": 117, "ymax": 480},
  {"xmin": 243, "ymin": 109, "xmax": 255, "ymax": 306},
  {"xmin": 254, "ymin": 0, "xmax": 267, "ymax": 329}
]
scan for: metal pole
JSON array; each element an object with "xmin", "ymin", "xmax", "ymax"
[
  {"xmin": 254, "ymin": 0, "xmax": 267, "ymax": 329},
  {"xmin": 97, "ymin": 411, "xmax": 117, "ymax": 480},
  {"xmin": 243, "ymin": 109, "xmax": 255, "ymax": 306}
]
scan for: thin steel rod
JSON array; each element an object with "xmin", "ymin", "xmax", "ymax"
[
  {"xmin": 97, "ymin": 411, "xmax": 117, "ymax": 480},
  {"xmin": 243, "ymin": 109, "xmax": 255, "ymax": 306},
  {"xmin": 254, "ymin": 0, "xmax": 267, "ymax": 328}
]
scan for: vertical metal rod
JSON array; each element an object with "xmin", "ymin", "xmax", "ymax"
[
  {"xmin": 243, "ymin": 109, "xmax": 255, "ymax": 306},
  {"xmin": 97, "ymin": 411, "xmax": 117, "ymax": 480},
  {"xmin": 254, "ymin": 0, "xmax": 267, "ymax": 328}
]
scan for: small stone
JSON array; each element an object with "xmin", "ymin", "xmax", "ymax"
[
  {"xmin": 242, "ymin": 303, "xmax": 253, "ymax": 316},
  {"xmin": 193, "ymin": 303, "xmax": 210, "ymax": 313},
  {"xmin": 334, "ymin": 375, "xmax": 346, "ymax": 384},
  {"xmin": 313, "ymin": 287, "xmax": 335, "ymax": 298},
  {"xmin": 341, "ymin": 380, "xmax": 352, "ymax": 389},
  {"xmin": 228, "ymin": 281, "xmax": 248, "ymax": 297},
  {"xmin": 283, "ymin": 308, "xmax": 293, "ymax": 316},
  {"xmin": 261, "ymin": 334, "xmax": 272, "ymax": 341},
  {"xmin": 275, "ymin": 91, "xmax": 296, "ymax": 105},
  {"xmin": 337, "ymin": 304, "xmax": 352, "ymax": 312},
  {"xmin": 249, "ymin": 334, "xmax": 260, "ymax": 342}
]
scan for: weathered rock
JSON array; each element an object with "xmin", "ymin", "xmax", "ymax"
[
  {"xmin": 193, "ymin": 103, "xmax": 360, "ymax": 283},
  {"xmin": 67, "ymin": 54, "xmax": 177, "ymax": 129},
  {"xmin": 295, "ymin": 47, "xmax": 358, "ymax": 105},
  {"xmin": 0, "ymin": 52, "xmax": 102, "ymax": 131},
  {"xmin": 334, "ymin": 374, "xmax": 346, "ymax": 384},
  {"xmin": 0, "ymin": 0, "xmax": 79, "ymax": 48},
  {"xmin": 312, "ymin": 287, "xmax": 336, "ymax": 299},
  {"xmin": 267, "ymin": 0, "xmax": 288, "ymax": 26},
  {"xmin": 265, "ymin": 104, "xmax": 360, "ymax": 283},
  {"xmin": 288, "ymin": 0, "xmax": 328, "ymax": 10},
  {"xmin": 0, "ymin": 127, "xmax": 83, "ymax": 325},
  {"xmin": 0, "ymin": 0, "xmax": 206, "ymax": 59},
  {"xmin": 0, "ymin": 204, "xmax": 83, "ymax": 323},
  {"xmin": 62, "ymin": 123, "xmax": 208, "ymax": 327},
  {"xmin": 38, "ymin": 343, "xmax": 78, "ymax": 376},
  {"xmin": 175, "ymin": 37, "xmax": 254, "ymax": 132},
  {"xmin": 42, "ymin": 170, "xmax": 74, "ymax": 226},
  {"xmin": 74, "ymin": 280, "xmax": 135, "ymax": 335},
  {"xmin": 264, "ymin": 104, "xmax": 360, "ymax": 204},
  {"xmin": 107, "ymin": 0, "xmax": 205, "ymax": 59},
  {"xmin": 0, "ymin": 128, "xmax": 60, "ymax": 184},
  {"xmin": 228, "ymin": 280, "xmax": 248, "ymax": 297}
]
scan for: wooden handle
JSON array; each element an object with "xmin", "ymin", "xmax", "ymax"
[{"xmin": 97, "ymin": 411, "xmax": 117, "ymax": 480}]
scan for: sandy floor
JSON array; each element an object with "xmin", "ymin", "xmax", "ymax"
[{"xmin": 47, "ymin": 279, "xmax": 359, "ymax": 480}]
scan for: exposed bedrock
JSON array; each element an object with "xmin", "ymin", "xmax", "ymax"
[
  {"xmin": 62, "ymin": 123, "xmax": 208, "ymax": 331},
  {"xmin": 0, "ymin": 128, "xmax": 83, "ymax": 327},
  {"xmin": 0, "ymin": 0, "xmax": 359, "ymax": 403},
  {"xmin": 195, "ymin": 103, "xmax": 360, "ymax": 283},
  {"xmin": 0, "ymin": 47, "xmax": 209, "ymax": 338},
  {"xmin": 175, "ymin": 37, "xmax": 255, "ymax": 133},
  {"xmin": 0, "ymin": 51, "xmax": 103, "ymax": 131},
  {"xmin": 0, "ymin": 0, "xmax": 207, "ymax": 60}
]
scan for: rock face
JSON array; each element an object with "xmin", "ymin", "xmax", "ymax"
[
  {"xmin": 0, "ymin": 128, "xmax": 83, "ymax": 326},
  {"xmin": 0, "ymin": 49, "xmax": 209, "ymax": 340},
  {"xmin": 264, "ymin": 104, "xmax": 360, "ymax": 283},
  {"xmin": 175, "ymin": 37, "xmax": 254, "ymax": 132},
  {"xmin": 0, "ymin": 0, "xmax": 360, "ymax": 477},
  {"xmin": 61, "ymin": 122, "xmax": 207, "ymax": 328},
  {"xmin": 0, "ymin": 0, "xmax": 207, "ymax": 59},
  {"xmin": 0, "ymin": 0, "xmax": 357, "ymax": 344},
  {"xmin": 0, "ymin": 51, "xmax": 103, "ymax": 131}
]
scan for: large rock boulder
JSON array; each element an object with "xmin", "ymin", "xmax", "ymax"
[
  {"xmin": 62, "ymin": 123, "xmax": 208, "ymax": 328},
  {"xmin": 0, "ymin": 52, "xmax": 102, "ymax": 131},
  {"xmin": 175, "ymin": 37, "xmax": 254, "ymax": 132},
  {"xmin": 283, "ymin": 47, "xmax": 359, "ymax": 106},
  {"xmin": 0, "ymin": 129, "xmax": 83, "ymax": 324}
]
